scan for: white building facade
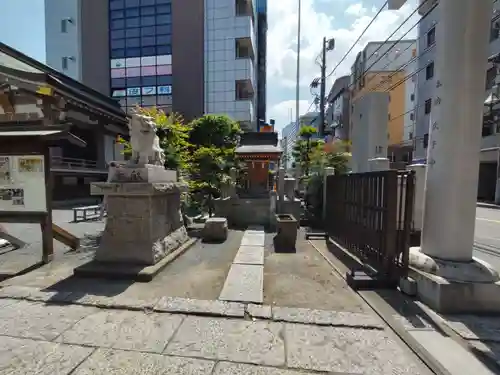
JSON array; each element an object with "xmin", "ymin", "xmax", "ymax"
[{"xmin": 204, "ymin": 0, "xmax": 258, "ymax": 130}]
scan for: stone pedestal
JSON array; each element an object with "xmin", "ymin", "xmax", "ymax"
[
  {"xmin": 93, "ymin": 182, "xmax": 188, "ymax": 265},
  {"xmin": 408, "ymin": 0, "xmax": 500, "ymax": 312},
  {"xmin": 74, "ymin": 177, "xmax": 191, "ymax": 281}
]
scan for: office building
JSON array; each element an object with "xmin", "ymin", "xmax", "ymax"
[
  {"xmin": 256, "ymin": 0, "xmax": 267, "ymax": 126},
  {"xmin": 350, "ymin": 39, "xmax": 417, "ymax": 164},
  {"xmin": 281, "ymin": 121, "xmax": 298, "ymax": 170},
  {"xmin": 325, "ymin": 75, "xmax": 350, "ymax": 141},
  {"xmin": 413, "ymin": 0, "xmax": 500, "ymax": 201},
  {"xmin": 45, "ymin": 0, "xmax": 262, "ymax": 128}
]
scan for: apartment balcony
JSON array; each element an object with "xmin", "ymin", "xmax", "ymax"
[
  {"xmin": 231, "ymin": 99, "xmax": 255, "ymax": 123},
  {"xmin": 235, "ymin": 40, "xmax": 255, "ymax": 87},
  {"xmin": 235, "ymin": 0, "xmax": 254, "ymax": 19},
  {"xmin": 234, "ymin": 9, "xmax": 256, "ymax": 48}
]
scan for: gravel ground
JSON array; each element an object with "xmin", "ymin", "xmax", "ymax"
[
  {"xmin": 263, "ymin": 229, "xmax": 369, "ymax": 312},
  {"xmin": 2, "ymin": 228, "xmax": 244, "ymax": 302}
]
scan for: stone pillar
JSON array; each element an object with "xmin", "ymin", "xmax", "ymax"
[
  {"xmin": 277, "ymin": 167, "xmax": 285, "ymax": 212},
  {"xmin": 407, "ymin": 163, "xmax": 426, "ymax": 232},
  {"xmin": 368, "ymin": 157, "xmax": 390, "ymax": 172},
  {"xmin": 284, "ymin": 178, "xmax": 296, "ymax": 200},
  {"xmin": 322, "ymin": 167, "xmax": 335, "ymax": 221},
  {"xmin": 418, "ymin": 0, "xmax": 492, "ymax": 261},
  {"xmin": 409, "ymin": 0, "xmax": 500, "ymax": 313}
]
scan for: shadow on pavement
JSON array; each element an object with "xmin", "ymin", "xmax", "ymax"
[{"xmin": 324, "ymin": 238, "xmax": 500, "ymax": 373}]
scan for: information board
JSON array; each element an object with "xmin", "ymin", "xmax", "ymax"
[{"xmin": 0, "ymin": 155, "xmax": 47, "ymax": 212}]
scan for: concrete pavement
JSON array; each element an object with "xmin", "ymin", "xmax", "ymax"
[{"xmin": 0, "ymin": 287, "xmax": 431, "ymax": 374}]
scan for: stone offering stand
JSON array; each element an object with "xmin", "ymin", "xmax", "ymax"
[{"xmin": 74, "ymin": 112, "xmax": 194, "ymax": 281}]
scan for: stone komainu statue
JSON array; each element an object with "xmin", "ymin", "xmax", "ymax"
[{"xmin": 128, "ymin": 111, "xmax": 165, "ymax": 166}]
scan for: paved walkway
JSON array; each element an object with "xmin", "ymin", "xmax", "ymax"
[{"xmin": 0, "ymin": 286, "xmax": 431, "ymax": 374}]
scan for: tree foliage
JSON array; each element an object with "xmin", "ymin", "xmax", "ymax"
[
  {"xmin": 187, "ymin": 114, "xmax": 242, "ymax": 214},
  {"xmin": 117, "ymin": 107, "xmax": 191, "ymax": 171}
]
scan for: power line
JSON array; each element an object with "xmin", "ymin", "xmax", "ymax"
[
  {"xmin": 347, "ymin": 0, "xmax": 435, "ymax": 94},
  {"xmin": 326, "ymin": 0, "xmax": 389, "ymax": 79}
]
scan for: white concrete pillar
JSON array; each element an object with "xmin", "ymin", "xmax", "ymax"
[
  {"xmin": 420, "ymin": 0, "xmax": 493, "ymax": 261},
  {"xmin": 322, "ymin": 167, "xmax": 335, "ymax": 221},
  {"xmin": 407, "ymin": 163, "xmax": 426, "ymax": 231}
]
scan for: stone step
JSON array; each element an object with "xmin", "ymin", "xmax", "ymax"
[
  {"xmin": 233, "ymin": 245, "xmax": 264, "ymax": 265},
  {"xmin": 240, "ymin": 232, "xmax": 265, "ymax": 247},
  {"xmin": 219, "ymin": 263, "xmax": 264, "ymax": 304}
]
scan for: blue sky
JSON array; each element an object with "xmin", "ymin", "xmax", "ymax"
[
  {"xmin": 0, "ymin": 0, "xmax": 45, "ymax": 62},
  {"xmin": 0, "ymin": 0, "xmax": 418, "ymax": 133}
]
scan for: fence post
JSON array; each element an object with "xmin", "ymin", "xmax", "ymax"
[
  {"xmin": 322, "ymin": 167, "xmax": 335, "ymax": 222},
  {"xmin": 383, "ymin": 170, "xmax": 398, "ymax": 280}
]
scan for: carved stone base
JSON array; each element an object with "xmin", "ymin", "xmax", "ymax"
[
  {"xmin": 108, "ymin": 163, "xmax": 177, "ymax": 183},
  {"xmin": 409, "ymin": 246, "xmax": 500, "ymax": 313},
  {"xmin": 91, "ymin": 182, "xmax": 189, "ymax": 266}
]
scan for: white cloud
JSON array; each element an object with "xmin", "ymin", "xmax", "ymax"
[
  {"xmin": 345, "ymin": 3, "xmax": 367, "ymax": 17},
  {"xmin": 267, "ymin": 0, "xmax": 420, "ymax": 132}
]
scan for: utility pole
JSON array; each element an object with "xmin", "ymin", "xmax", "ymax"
[
  {"xmin": 319, "ymin": 37, "xmax": 327, "ymax": 137},
  {"xmin": 295, "ymin": 0, "xmax": 302, "ymax": 132}
]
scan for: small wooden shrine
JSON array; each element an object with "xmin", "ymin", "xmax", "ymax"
[{"xmin": 235, "ymin": 132, "xmax": 282, "ymax": 196}]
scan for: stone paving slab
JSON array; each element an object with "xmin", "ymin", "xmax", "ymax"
[
  {"xmin": 441, "ymin": 314, "xmax": 500, "ymax": 342},
  {"xmin": 285, "ymin": 323, "xmax": 426, "ymax": 374},
  {"xmin": 241, "ymin": 233, "xmax": 265, "ymax": 247},
  {"xmin": 246, "ymin": 303, "xmax": 272, "ymax": 319},
  {"xmin": 272, "ymin": 306, "xmax": 385, "ymax": 329},
  {"xmin": 154, "ymin": 296, "xmax": 245, "ymax": 317},
  {"xmin": 219, "ymin": 263, "xmax": 263, "ymax": 303},
  {"xmin": 212, "ymin": 362, "xmax": 319, "ymax": 375},
  {"xmin": 58, "ymin": 309, "xmax": 184, "ymax": 353},
  {"xmin": 0, "ymin": 336, "xmax": 93, "ymax": 375},
  {"xmin": 72, "ymin": 348, "xmax": 215, "ymax": 375},
  {"xmin": 0, "ymin": 299, "xmax": 97, "ymax": 341},
  {"xmin": 233, "ymin": 245, "xmax": 265, "ymax": 265},
  {"xmin": 0, "ymin": 285, "xmax": 72, "ymax": 303},
  {"xmin": 165, "ymin": 316, "xmax": 285, "ymax": 367},
  {"xmin": 408, "ymin": 330, "xmax": 497, "ymax": 375}
]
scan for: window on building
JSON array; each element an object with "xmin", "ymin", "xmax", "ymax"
[
  {"xmin": 125, "ymin": 7, "xmax": 140, "ymax": 18},
  {"xmin": 61, "ymin": 57, "xmax": 69, "ymax": 70},
  {"xmin": 423, "ymin": 133, "xmax": 429, "ymax": 149},
  {"xmin": 141, "ymin": 46, "xmax": 156, "ymax": 56},
  {"xmin": 111, "ymin": 49, "xmax": 126, "ymax": 58},
  {"xmin": 156, "ymin": 24, "xmax": 172, "ymax": 35},
  {"xmin": 235, "ymin": 80, "xmax": 253, "ymax": 100},
  {"xmin": 141, "ymin": 0, "xmax": 155, "ymax": 5},
  {"xmin": 426, "ymin": 62, "xmax": 434, "ymax": 80},
  {"xmin": 491, "ymin": 18, "xmax": 500, "ymax": 41},
  {"xmin": 140, "ymin": 6, "xmax": 155, "ymax": 16},
  {"xmin": 388, "ymin": 113, "xmax": 391, "ymax": 120},
  {"xmin": 409, "ymin": 132, "xmax": 413, "ymax": 139},
  {"xmin": 427, "ymin": 27, "xmax": 435, "ymax": 47},
  {"xmin": 410, "ymin": 93, "xmax": 415, "ymax": 101},
  {"xmin": 156, "ymin": 14, "xmax": 171, "ymax": 25},
  {"xmin": 110, "ymin": 0, "xmax": 125, "ymax": 10},
  {"xmin": 141, "ymin": 16, "xmax": 155, "ymax": 26},
  {"xmin": 125, "ymin": 0, "xmax": 140, "ymax": 7},
  {"xmin": 410, "ymin": 113, "xmax": 414, "ymax": 121},
  {"xmin": 235, "ymin": 0, "xmax": 252, "ymax": 16},
  {"xmin": 156, "ymin": 4, "xmax": 171, "ymax": 14},
  {"xmin": 424, "ymin": 98, "xmax": 432, "ymax": 114},
  {"xmin": 486, "ymin": 67, "xmax": 497, "ymax": 90},
  {"xmin": 126, "ymin": 17, "xmax": 140, "ymax": 28},
  {"xmin": 60, "ymin": 18, "xmax": 72, "ymax": 33},
  {"xmin": 157, "ymin": 45, "xmax": 172, "ymax": 55}
]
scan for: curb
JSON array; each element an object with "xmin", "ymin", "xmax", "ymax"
[
  {"xmin": 477, "ymin": 202, "xmax": 500, "ymax": 210},
  {"xmin": 309, "ymin": 239, "xmax": 451, "ymax": 375}
]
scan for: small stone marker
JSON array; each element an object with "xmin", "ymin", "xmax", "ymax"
[{"xmin": 202, "ymin": 217, "xmax": 228, "ymax": 242}]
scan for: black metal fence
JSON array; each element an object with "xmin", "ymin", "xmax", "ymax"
[{"xmin": 324, "ymin": 170, "xmax": 415, "ymax": 286}]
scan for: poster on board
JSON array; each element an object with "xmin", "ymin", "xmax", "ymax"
[
  {"xmin": 0, "ymin": 157, "xmax": 11, "ymax": 184},
  {"xmin": 0, "ymin": 155, "xmax": 46, "ymax": 212}
]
